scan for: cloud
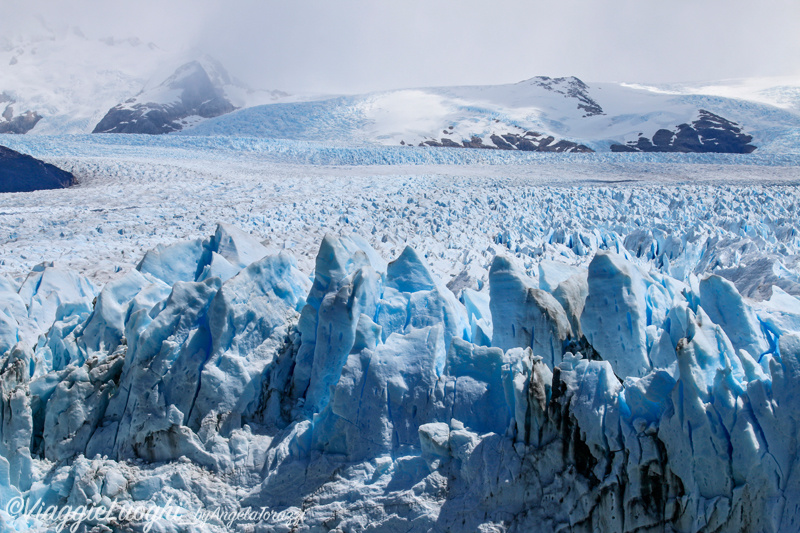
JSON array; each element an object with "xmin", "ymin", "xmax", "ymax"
[{"xmin": 4, "ymin": 0, "xmax": 800, "ymax": 93}]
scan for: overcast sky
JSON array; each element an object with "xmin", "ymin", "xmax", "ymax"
[{"xmin": 5, "ymin": 0, "xmax": 800, "ymax": 93}]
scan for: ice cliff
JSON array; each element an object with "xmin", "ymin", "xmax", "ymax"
[{"xmin": 1, "ymin": 217, "xmax": 799, "ymax": 532}]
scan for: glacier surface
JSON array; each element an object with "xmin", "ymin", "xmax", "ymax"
[{"xmin": 0, "ymin": 136, "xmax": 798, "ymax": 531}]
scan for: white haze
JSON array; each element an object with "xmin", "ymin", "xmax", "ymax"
[{"xmin": 2, "ymin": 0, "xmax": 799, "ymax": 94}]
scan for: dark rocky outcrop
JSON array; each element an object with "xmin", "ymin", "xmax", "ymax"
[
  {"xmin": 0, "ymin": 145, "xmax": 75, "ymax": 192},
  {"xmin": 93, "ymin": 60, "xmax": 237, "ymax": 134},
  {"xmin": 0, "ymin": 110, "xmax": 42, "ymax": 134},
  {"xmin": 610, "ymin": 110, "xmax": 756, "ymax": 153},
  {"xmin": 0, "ymin": 94, "xmax": 43, "ymax": 134},
  {"xmin": 418, "ymin": 131, "xmax": 593, "ymax": 153},
  {"xmin": 498, "ymin": 131, "xmax": 593, "ymax": 152}
]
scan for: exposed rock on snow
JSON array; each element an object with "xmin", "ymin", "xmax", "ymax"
[
  {"xmin": 421, "ymin": 131, "xmax": 594, "ymax": 152},
  {"xmin": 526, "ymin": 75, "xmax": 605, "ymax": 117},
  {"xmin": 611, "ymin": 110, "xmax": 757, "ymax": 153}
]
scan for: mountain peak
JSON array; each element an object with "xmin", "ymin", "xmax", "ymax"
[
  {"xmin": 519, "ymin": 75, "xmax": 604, "ymax": 116},
  {"xmin": 93, "ymin": 57, "xmax": 238, "ymax": 134}
]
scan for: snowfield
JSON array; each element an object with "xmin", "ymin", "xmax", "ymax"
[{"xmin": 0, "ymin": 135, "xmax": 799, "ymax": 532}]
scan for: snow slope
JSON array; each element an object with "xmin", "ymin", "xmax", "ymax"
[
  {"xmin": 0, "ymin": 135, "xmax": 798, "ymax": 531},
  {"xmin": 629, "ymin": 76, "xmax": 800, "ymax": 113}
]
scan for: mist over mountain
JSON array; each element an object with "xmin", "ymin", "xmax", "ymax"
[{"xmin": 1, "ymin": 28, "xmax": 798, "ymax": 156}]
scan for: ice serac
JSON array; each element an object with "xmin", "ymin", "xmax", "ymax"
[
  {"xmin": 41, "ymin": 349, "xmax": 125, "ymax": 462},
  {"xmin": 0, "ymin": 346, "xmax": 33, "ymax": 494},
  {"xmin": 9, "ymin": 265, "xmax": 99, "ymax": 379},
  {"xmin": 385, "ymin": 246, "xmax": 436, "ymax": 293},
  {"xmin": 538, "ymin": 259, "xmax": 584, "ymax": 293},
  {"xmin": 136, "ymin": 238, "xmax": 206, "ymax": 286},
  {"xmin": 289, "ymin": 238, "xmax": 467, "ymax": 424},
  {"xmin": 581, "ymin": 251, "xmax": 650, "ymax": 378},
  {"xmin": 189, "ymin": 253, "xmax": 310, "ymax": 433},
  {"xmin": 699, "ymin": 274, "xmax": 769, "ymax": 359},
  {"xmin": 302, "ymin": 264, "xmax": 381, "ymax": 414},
  {"xmin": 318, "ymin": 325, "xmax": 447, "ymax": 461},
  {"xmin": 208, "ymin": 222, "xmax": 270, "ymax": 270},
  {"xmin": 488, "ymin": 255, "xmax": 538, "ymax": 351},
  {"xmin": 461, "ymin": 288, "xmax": 492, "ymax": 346},
  {"xmin": 289, "ymin": 234, "xmax": 384, "ymax": 414},
  {"xmin": 383, "ymin": 245, "xmax": 469, "ymax": 348},
  {"xmin": 82, "ymin": 243, "xmax": 310, "ymax": 469},
  {"xmin": 441, "ymin": 338, "xmax": 507, "ymax": 436},
  {"xmin": 508, "ymin": 347, "xmax": 553, "ymax": 447},
  {"xmin": 0, "ymin": 277, "xmax": 25, "ymax": 357},
  {"xmin": 489, "ymin": 255, "xmax": 572, "ymax": 367},
  {"xmin": 17, "ymin": 263, "xmax": 96, "ymax": 344},
  {"xmin": 76, "ymin": 270, "xmax": 168, "ymax": 360},
  {"xmin": 101, "ymin": 277, "xmax": 223, "ymax": 466},
  {"xmin": 756, "ymin": 287, "xmax": 800, "ymax": 339},
  {"xmin": 552, "ymin": 270, "xmax": 588, "ymax": 339},
  {"xmin": 137, "ymin": 223, "xmax": 271, "ymax": 287}
]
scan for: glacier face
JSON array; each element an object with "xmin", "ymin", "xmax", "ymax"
[{"xmin": 0, "ymin": 181, "xmax": 799, "ymax": 531}]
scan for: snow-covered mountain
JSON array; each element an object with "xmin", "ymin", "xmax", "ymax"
[
  {"xmin": 0, "ymin": 26, "xmax": 287, "ymax": 134},
  {"xmin": 183, "ymin": 75, "xmax": 800, "ymax": 154},
  {"xmin": 1, "ymin": 25, "xmax": 797, "ymax": 154},
  {"xmin": 93, "ymin": 58, "xmax": 242, "ymax": 134}
]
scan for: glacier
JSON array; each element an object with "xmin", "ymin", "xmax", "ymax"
[
  {"xmin": 0, "ymin": 133, "xmax": 798, "ymax": 531},
  {"xmin": 0, "ymin": 133, "xmax": 799, "ymax": 289},
  {"xmin": 0, "ymin": 197, "xmax": 799, "ymax": 531}
]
